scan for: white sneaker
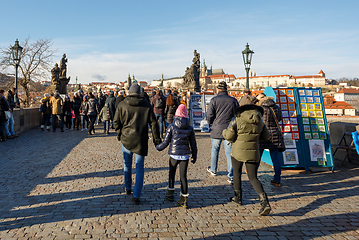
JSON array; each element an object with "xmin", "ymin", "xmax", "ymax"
[
  {"xmin": 81, "ymin": 128, "xmax": 84, "ymax": 132},
  {"xmin": 227, "ymin": 177, "xmax": 233, "ymax": 184},
  {"xmin": 207, "ymin": 166, "xmax": 217, "ymax": 176}
]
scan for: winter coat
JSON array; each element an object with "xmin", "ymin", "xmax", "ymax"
[
  {"xmin": 222, "ymin": 105, "xmax": 270, "ymax": 163},
  {"xmin": 150, "ymin": 94, "xmax": 166, "ymax": 115},
  {"xmin": 99, "ymin": 104, "xmax": 110, "ymax": 121},
  {"xmin": 86, "ymin": 98, "xmax": 99, "ymax": 116},
  {"xmin": 0, "ymin": 95, "xmax": 9, "ymax": 123},
  {"xmin": 115, "ymin": 95, "xmax": 125, "ymax": 108},
  {"xmin": 50, "ymin": 96, "xmax": 63, "ymax": 115},
  {"xmin": 207, "ymin": 91, "xmax": 239, "ymax": 139},
  {"xmin": 72, "ymin": 97, "xmax": 82, "ymax": 115},
  {"xmin": 165, "ymin": 103, "xmax": 178, "ymax": 124},
  {"xmin": 97, "ymin": 95, "xmax": 106, "ymax": 110},
  {"xmin": 140, "ymin": 91, "xmax": 150, "ymax": 102},
  {"xmin": 114, "ymin": 95, "xmax": 161, "ymax": 156},
  {"xmin": 79, "ymin": 101, "xmax": 88, "ymax": 116},
  {"xmin": 257, "ymin": 97, "xmax": 285, "ymax": 150},
  {"xmin": 63, "ymin": 100, "xmax": 72, "ymax": 115},
  {"xmin": 41, "ymin": 97, "xmax": 52, "ymax": 115},
  {"xmin": 4, "ymin": 90, "xmax": 16, "ymax": 110},
  {"xmin": 105, "ymin": 93, "xmax": 116, "ymax": 119},
  {"xmin": 156, "ymin": 117, "xmax": 197, "ymax": 161}
]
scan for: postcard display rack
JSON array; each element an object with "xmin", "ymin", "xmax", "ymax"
[{"xmin": 261, "ymin": 87, "xmax": 334, "ymax": 172}]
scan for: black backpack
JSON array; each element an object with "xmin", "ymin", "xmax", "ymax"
[
  {"xmin": 40, "ymin": 102, "xmax": 47, "ymax": 113},
  {"xmin": 155, "ymin": 98, "xmax": 163, "ymax": 108}
]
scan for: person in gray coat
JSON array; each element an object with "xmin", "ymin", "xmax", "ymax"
[{"xmin": 206, "ymin": 81, "xmax": 239, "ymax": 184}]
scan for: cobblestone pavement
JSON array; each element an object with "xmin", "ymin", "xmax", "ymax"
[{"xmin": 1, "ymin": 126, "xmax": 359, "ymax": 240}]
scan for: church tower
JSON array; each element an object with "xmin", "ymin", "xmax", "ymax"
[
  {"xmin": 200, "ymin": 59, "xmax": 207, "ymax": 77},
  {"xmin": 127, "ymin": 74, "xmax": 131, "ymax": 89}
]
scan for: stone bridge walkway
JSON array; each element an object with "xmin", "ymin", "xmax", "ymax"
[{"xmin": 0, "ymin": 126, "xmax": 359, "ymax": 239}]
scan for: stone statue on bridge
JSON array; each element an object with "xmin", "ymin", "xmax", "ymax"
[
  {"xmin": 49, "ymin": 54, "xmax": 70, "ymax": 95},
  {"xmin": 182, "ymin": 50, "xmax": 201, "ymax": 92}
]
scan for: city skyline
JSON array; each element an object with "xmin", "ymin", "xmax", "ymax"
[{"xmin": 1, "ymin": 0, "xmax": 358, "ymax": 84}]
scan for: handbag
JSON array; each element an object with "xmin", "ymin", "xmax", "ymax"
[
  {"xmin": 270, "ymin": 107, "xmax": 286, "ymax": 152},
  {"xmin": 5, "ymin": 111, "xmax": 11, "ymax": 120}
]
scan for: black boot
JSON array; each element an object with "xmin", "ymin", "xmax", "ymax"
[
  {"xmin": 230, "ymin": 190, "xmax": 242, "ymax": 205},
  {"xmin": 177, "ymin": 194, "xmax": 188, "ymax": 208},
  {"xmin": 165, "ymin": 189, "xmax": 175, "ymax": 201},
  {"xmin": 259, "ymin": 192, "xmax": 271, "ymax": 216}
]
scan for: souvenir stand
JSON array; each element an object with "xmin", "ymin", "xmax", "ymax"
[
  {"xmin": 188, "ymin": 93, "xmax": 203, "ymax": 130},
  {"xmin": 261, "ymin": 87, "xmax": 334, "ymax": 172}
]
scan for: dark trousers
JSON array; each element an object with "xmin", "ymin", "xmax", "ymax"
[
  {"xmin": 103, "ymin": 120, "xmax": 110, "ymax": 133},
  {"xmin": 52, "ymin": 114, "xmax": 64, "ymax": 131},
  {"xmin": 41, "ymin": 114, "xmax": 51, "ymax": 127},
  {"xmin": 232, "ymin": 157, "xmax": 264, "ymax": 195},
  {"xmin": 0, "ymin": 121, "xmax": 6, "ymax": 140},
  {"xmin": 88, "ymin": 115, "xmax": 97, "ymax": 133},
  {"xmin": 64, "ymin": 114, "xmax": 72, "ymax": 129},
  {"xmin": 73, "ymin": 114, "xmax": 80, "ymax": 129},
  {"xmin": 168, "ymin": 157, "xmax": 189, "ymax": 195}
]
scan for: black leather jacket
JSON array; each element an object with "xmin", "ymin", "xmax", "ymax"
[{"xmin": 156, "ymin": 117, "xmax": 197, "ymax": 161}]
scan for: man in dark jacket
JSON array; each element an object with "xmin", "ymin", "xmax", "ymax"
[
  {"xmin": 115, "ymin": 91, "xmax": 125, "ymax": 108},
  {"xmin": 4, "ymin": 88, "xmax": 19, "ymax": 138},
  {"xmin": 114, "ymin": 83, "xmax": 161, "ymax": 205},
  {"xmin": 72, "ymin": 92, "xmax": 82, "ymax": 130},
  {"xmin": 150, "ymin": 90, "xmax": 166, "ymax": 137},
  {"xmin": 206, "ymin": 82, "xmax": 239, "ymax": 184},
  {"xmin": 86, "ymin": 93, "xmax": 99, "ymax": 135},
  {"xmin": 105, "ymin": 91, "xmax": 116, "ymax": 128},
  {"xmin": 0, "ymin": 89, "xmax": 10, "ymax": 141}
]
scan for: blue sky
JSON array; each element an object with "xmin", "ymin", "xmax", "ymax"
[{"xmin": 1, "ymin": 0, "xmax": 358, "ymax": 84}]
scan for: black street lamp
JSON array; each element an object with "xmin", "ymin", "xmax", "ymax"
[
  {"xmin": 242, "ymin": 43, "xmax": 254, "ymax": 89},
  {"xmin": 11, "ymin": 39, "xmax": 23, "ymax": 91}
]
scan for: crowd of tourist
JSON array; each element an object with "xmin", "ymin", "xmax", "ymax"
[{"xmin": 0, "ymin": 82, "xmax": 285, "ymax": 216}]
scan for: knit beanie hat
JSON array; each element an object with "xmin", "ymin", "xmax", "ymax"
[
  {"xmin": 217, "ymin": 81, "xmax": 227, "ymax": 91},
  {"xmin": 65, "ymin": 95, "xmax": 70, "ymax": 100},
  {"xmin": 129, "ymin": 83, "xmax": 141, "ymax": 95},
  {"xmin": 83, "ymin": 94, "xmax": 88, "ymax": 100},
  {"xmin": 238, "ymin": 95, "xmax": 256, "ymax": 107},
  {"xmin": 44, "ymin": 93, "xmax": 50, "ymax": 98},
  {"xmin": 175, "ymin": 104, "xmax": 188, "ymax": 118}
]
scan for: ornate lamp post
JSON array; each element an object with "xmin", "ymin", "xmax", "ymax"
[
  {"xmin": 242, "ymin": 43, "xmax": 254, "ymax": 89},
  {"xmin": 11, "ymin": 39, "xmax": 23, "ymax": 91}
]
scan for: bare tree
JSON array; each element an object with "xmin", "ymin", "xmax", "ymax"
[{"xmin": 0, "ymin": 38, "xmax": 55, "ymax": 107}]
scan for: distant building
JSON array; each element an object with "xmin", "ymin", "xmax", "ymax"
[
  {"xmin": 233, "ymin": 70, "xmax": 326, "ymax": 88},
  {"xmin": 323, "ymin": 95, "xmax": 356, "ymax": 116},
  {"xmin": 150, "ymin": 76, "xmax": 183, "ymax": 88},
  {"xmin": 138, "ymin": 81, "xmax": 148, "ymax": 88},
  {"xmin": 40, "ymin": 81, "xmax": 51, "ymax": 87},
  {"xmin": 334, "ymin": 88, "xmax": 359, "ymax": 113}
]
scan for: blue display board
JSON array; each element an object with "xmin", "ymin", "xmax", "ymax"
[{"xmin": 261, "ymin": 87, "xmax": 334, "ymax": 172}]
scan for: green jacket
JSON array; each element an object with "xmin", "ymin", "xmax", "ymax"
[
  {"xmin": 114, "ymin": 95, "xmax": 161, "ymax": 156},
  {"xmin": 223, "ymin": 105, "xmax": 270, "ymax": 162}
]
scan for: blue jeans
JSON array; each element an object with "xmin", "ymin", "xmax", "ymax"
[
  {"xmin": 155, "ymin": 114, "xmax": 164, "ymax": 137},
  {"xmin": 122, "ymin": 145, "xmax": 145, "ymax": 198},
  {"xmin": 103, "ymin": 120, "xmax": 110, "ymax": 133},
  {"xmin": 210, "ymin": 138, "xmax": 233, "ymax": 178},
  {"xmin": 259, "ymin": 149, "xmax": 281, "ymax": 182},
  {"xmin": 5, "ymin": 112, "xmax": 15, "ymax": 136}
]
